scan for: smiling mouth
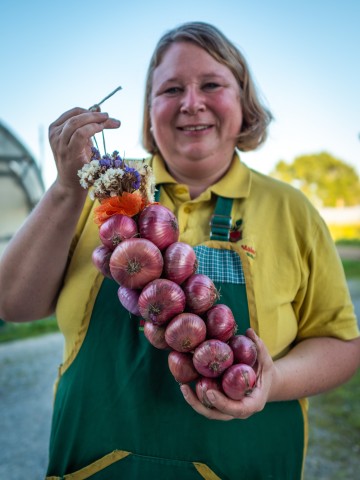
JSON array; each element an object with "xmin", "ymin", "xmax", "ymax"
[{"xmin": 179, "ymin": 125, "xmax": 212, "ymax": 132}]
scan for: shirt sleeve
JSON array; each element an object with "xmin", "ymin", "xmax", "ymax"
[{"xmin": 294, "ymin": 215, "xmax": 359, "ymax": 341}]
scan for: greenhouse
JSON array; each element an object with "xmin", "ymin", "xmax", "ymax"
[{"xmin": 0, "ymin": 122, "xmax": 45, "ymax": 257}]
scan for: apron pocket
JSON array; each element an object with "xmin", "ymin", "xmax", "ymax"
[{"xmin": 46, "ymin": 450, "xmax": 221, "ymax": 480}]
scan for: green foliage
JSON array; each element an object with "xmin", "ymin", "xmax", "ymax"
[
  {"xmin": 271, "ymin": 152, "xmax": 360, "ymax": 207},
  {"xmin": 0, "ymin": 316, "xmax": 59, "ymax": 343}
]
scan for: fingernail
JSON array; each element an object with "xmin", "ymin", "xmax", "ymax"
[{"xmin": 206, "ymin": 391, "xmax": 216, "ymax": 403}]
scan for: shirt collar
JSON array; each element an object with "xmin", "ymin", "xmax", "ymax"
[{"xmin": 151, "ymin": 152, "xmax": 251, "ymax": 199}]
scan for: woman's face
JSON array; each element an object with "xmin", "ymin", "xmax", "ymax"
[{"xmin": 150, "ymin": 42, "xmax": 243, "ymax": 183}]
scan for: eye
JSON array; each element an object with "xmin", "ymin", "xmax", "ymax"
[
  {"xmin": 203, "ymin": 82, "xmax": 221, "ymax": 91},
  {"xmin": 164, "ymin": 86, "xmax": 182, "ymax": 95}
]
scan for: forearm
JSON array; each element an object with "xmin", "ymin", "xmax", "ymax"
[
  {"xmin": 269, "ymin": 336, "xmax": 360, "ymax": 401},
  {"xmin": 0, "ymin": 181, "xmax": 87, "ymax": 322}
]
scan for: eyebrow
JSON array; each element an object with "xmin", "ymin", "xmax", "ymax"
[{"xmin": 159, "ymin": 73, "xmax": 227, "ymax": 86}]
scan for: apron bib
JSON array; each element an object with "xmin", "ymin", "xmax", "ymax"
[{"xmin": 46, "ymin": 196, "xmax": 305, "ymax": 480}]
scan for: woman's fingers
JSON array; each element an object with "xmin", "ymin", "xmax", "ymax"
[
  {"xmin": 181, "ymin": 382, "xmax": 266, "ymax": 420},
  {"xmin": 180, "ymin": 384, "xmax": 234, "ymax": 421},
  {"xmin": 49, "ymin": 107, "xmax": 88, "ymax": 128},
  {"xmin": 49, "ymin": 108, "xmax": 120, "ymax": 148},
  {"xmin": 180, "ymin": 330, "xmax": 276, "ymax": 421},
  {"xmin": 48, "ymin": 107, "xmax": 121, "ymax": 192}
]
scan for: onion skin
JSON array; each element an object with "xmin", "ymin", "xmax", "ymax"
[
  {"xmin": 195, "ymin": 377, "xmax": 223, "ymax": 408},
  {"xmin": 92, "ymin": 245, "xmax": 113, "ymax": 278},
  {"xmin": 182, "ymin": 274, "xmax": 219, "ymax": 314},
  {"xmin": 168, "ymin": 351, "xmax": 199, "ymax": 383},
  {"xmin": 138, "ymin": 279, "xmax": 186, "ymax": 325},
  {"xmin": 163, "ymin": 242, "xmax": 198, "ymax": 285},
  {"xmin": 228, "ymin": 335, "xmax": 258, "ymax": 367},
  {"xmin": 221, "ymin": 363, "xmax": 256, "ymax": 400},
  {"xmin": 138, "ymin": 204, "xmax": 179, "ymax": 250},
  {"xmin": 109, "ymin": 238, "xmax": 163, "ymax": 289},
  {"xmin": 165, "ymin": 313, "xmax": 206, "ymax": 353},
  {"xmin": 193, "ymin": 339, "xmax": 234, "ymax": 378},
  {"xmin": 117, "ymin": 286, "xmax": 141, "ymax": 316},
  {"xmin": 99, "ymin": 214, "xmax": 138, "ymax": 250},
  {"xmin": 143, "ymin": 321, "xmax": 169, "ymax": 349},
  {"xmin": 205, "ymin": 304, "xmax": 237, "ymax": 342}
]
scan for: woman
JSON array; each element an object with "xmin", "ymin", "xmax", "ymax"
[{"xmin": 0, "ymin": 22, "xmax": 359, "ymax": 479}]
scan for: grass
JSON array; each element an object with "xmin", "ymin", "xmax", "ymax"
[
  {"xmin": 0, "ymin": 315, "xmax": 59, "ymax": 343},
  {"xmin": 342, "ymin": 259, "xmax": 360, "ymax": 278},
  {"xmin": 336, "ymin": 238, "xmax": 360, "ymax": 247},
  {"xmin": 306, "ymin": 369, "xmax": 360, "ymax": 479}
]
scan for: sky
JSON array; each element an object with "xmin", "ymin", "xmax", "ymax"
[{"xmin": 1, "ymin": 0, "xmax": 359, "ymax": 188}]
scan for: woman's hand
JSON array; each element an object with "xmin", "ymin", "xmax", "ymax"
[
  {"xmin": 180, "ymin": 329, "xmax": 276, "ymax": 420},
  {"xmin": 49, "ymin": 107, "xmax": 121, "ymax": 193},
  {"xmin": 180, "ymin": 329, "xmax": 360, "ymax": 420},
  {"xmin": 0, "ymin": 107, "xmax": 120, "ymax": 322}
]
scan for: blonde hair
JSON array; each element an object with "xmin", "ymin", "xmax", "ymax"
[{"xmin": 142, "ymin": 21, "xmax": 272, "ymax": 153}]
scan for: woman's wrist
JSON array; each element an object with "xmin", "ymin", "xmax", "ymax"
[{"xmin": 51, "ymin": 176, "xmax": 88, "ymax": 206}]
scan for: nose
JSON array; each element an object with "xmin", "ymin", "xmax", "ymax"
[{"xmin": 180, "ymin": 87, "xmax": 205, "ymax": 114}]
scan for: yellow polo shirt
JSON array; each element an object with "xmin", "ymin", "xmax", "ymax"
[{"xmin": 56, "ymin": 153, "xmax": 359, "ymax": 365}]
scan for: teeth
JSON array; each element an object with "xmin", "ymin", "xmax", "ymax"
[{"xmin": 182, "ymin": 125, "xmax": 208, "ymax": 131}]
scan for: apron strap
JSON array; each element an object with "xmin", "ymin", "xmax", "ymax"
[
  {"xmin": 154, "ymin": 187, "xmax": 233, "ymax": 242},
  {"xmin": 209, "ymin": 196, "xmax": 233, "ymax": 241}
]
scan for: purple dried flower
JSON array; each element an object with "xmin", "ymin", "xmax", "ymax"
[
  {"xmin": 99, "ymin": 154, "xmax": 112, "ymax": 168},
  {"xmin": 113, "ymin": 156, "xmax": 123, "ymax": 168},
  {"xmin": 91, "ymin": 147, "xmax": 101, "ymax": 160},
  {"xmin": 125, "ymin": 167, "xmax": 141, "ymax": 190}
]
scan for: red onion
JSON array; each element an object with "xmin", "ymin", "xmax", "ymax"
[
  {"xmin": 165, "ymin": 313, "xmax": 206, "ymax": 352},
  {"xmin": 163, "ymin": 242, "xmax": 198, "ymax": 285},
  {"xmin": 99, "ymin": 214, "xmax": 138, "ymax": 250},
  {"xmin": 117, "ymin": 286, "xmax": 141, "ymax": 316},
  {"xmin": 228, "ymin": 335, "xmax": 257, "ymax": 367},
  {"xmin": 221, "ymin": 363, "xmax": 256, "ymax": 400},
  {"xmin": 143, "ymin": 321, "xmax": 169, "ymax": 349},
  {"xmin": 109, "ymin": 238, "xmax": 163, "ymax": 289},
  {"xmin": 182, "ymin": 274, "xmax": 219, "ymax": 314},
  {"xmin": 195, "ymin": 377, "xmax": 222, "ymax": 408},
  {"xmin": 138, "ymin": 279, "xmax": 186, "ymax": 325},
  {"xmin": 138, "ymin": 204, "xmax": 179, "ymax": 250},
  {"xmin": 168, "ymin": 351, "xmax": 199, "ymax": 383},
  {"xmin": 193, "ymin": 339, "xmax": 233, "ymax": 378},
  {"xmin": 92, "ymin": 245, "xmax": 113, "ymax": 278},
  {"xmin": 205, "ymin": 304, "xmax": 237, "ymax": 342}
]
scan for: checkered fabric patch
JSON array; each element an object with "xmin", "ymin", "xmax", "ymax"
[{"xmin": 194, "ymin": 246, "xmax": 245, "ymax": 284}]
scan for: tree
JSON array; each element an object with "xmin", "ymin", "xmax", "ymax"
[{"xmin": 270, "ymin": 152, "xmax": 360, "ymax": 207}]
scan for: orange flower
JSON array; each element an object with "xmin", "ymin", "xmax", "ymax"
[{"xmin": 94, "ymin": 191, "xmax": 146, "ymax": 225}]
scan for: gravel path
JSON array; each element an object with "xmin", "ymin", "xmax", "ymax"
[
  {"xmin": 0, "ymin": 279, "xmax": 359, "ymax": 479},
  {"xmin": 0, "ymin": 333, "xmax": 63, "ymax": 480}
]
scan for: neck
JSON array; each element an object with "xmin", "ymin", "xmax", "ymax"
[{"xmin": 166, "ymin": 157, "xmax": 233, "ymax": 199}]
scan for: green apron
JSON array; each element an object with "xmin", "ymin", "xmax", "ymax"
[{"xmin": 46, "ymin": 196, "xmax": 305, "ymax": 480}]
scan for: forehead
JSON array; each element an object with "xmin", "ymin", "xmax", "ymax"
[{"xmin": 152, "ymin": 41, "xmax": 232, "ymax": 84}]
